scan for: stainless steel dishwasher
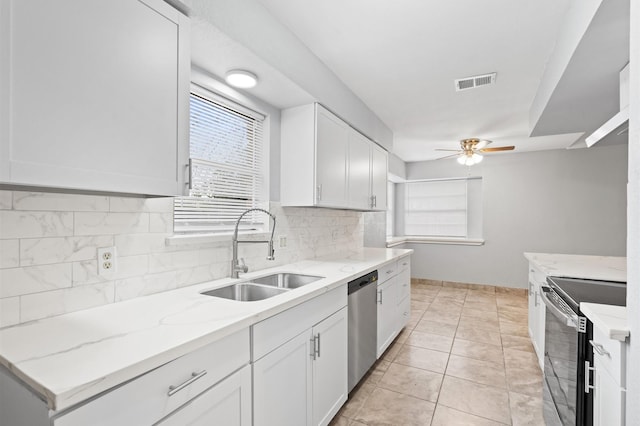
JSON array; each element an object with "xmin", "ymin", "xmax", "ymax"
[{"xmin": 347, "ymin": 270, "xmax": 378, "ymax": 392}]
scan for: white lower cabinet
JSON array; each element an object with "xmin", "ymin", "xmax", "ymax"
[
  {"xmin": 377, "ymin": 276, "xmax": 399, "ymax": 357},
  {"xmin": 312, "ymin": 307, "xmax": 348, "ymax": 426},
  {"xmin": 252, "ymin": 287, "xmax": 348, "ymax": 426},
  {"xmin": 253, "ymin": 330, "xmax": 312, "ymax": 426},
  {"xmin": 590, "ymin": 325, "xmax": 627, "ymax": 426},
  {"xmin": 376, "ymin": 257, "xmax": 411, "ymax": 358},
  {"xmin": 157, "ymin": 364, "xmax": 252, "ymax": 426},
  {"xmin": 527, "ymin": 263, "xmax": 546, "ymax": 369}
]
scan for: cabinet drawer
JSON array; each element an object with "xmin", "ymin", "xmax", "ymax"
[
  {"xmin": 252, "ymin": 285, "xmax": 347, "ymax": 361},
  {"xmin": 379, "ymin": 261, "xmax": 398, "ymax": 283},
  {"xmin": 591, "ymin": 326, "xmax": 626, "ymax": 386},
  {"xmin": 53, "ymin": 329, "xmax": 250, "ymax": 426},
  {"xmin": 397, "ymin": 268, "xmax": 411, "ymax": 303},
  {"xmin": 398, "ymin": 297, "xmax": 410, "ymax": 330},
  {"xmin": 397, "ymin": 257, "xmax": 410, "ymax": 273}
]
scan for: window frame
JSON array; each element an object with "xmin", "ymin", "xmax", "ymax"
[{"xmin": 173, "ymin": 83, "xmax": 269, "ymax": 235}]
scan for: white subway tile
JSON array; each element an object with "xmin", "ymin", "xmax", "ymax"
[
  {"xmin": 109, "ymin": 196, "xmax": 174, "ymax": 213},
  {"xmin": 0, "ymin": 211, "xmax": 74, "ymax": 238},
  {"xmin": 149, "ymin": 251, "xmax": 199, "ymax": 273},
  {"xmin": 176, "ymin": 265, "xmax": 220, "ymax": 287},
  {"xmin": 114, "ymin": 234, "xmax": 168, "ymax": 256},
  {"xmin": 13, "ymin": 191, "xmax": 109, "ymax": 212},
  {"xmin": 0, "ymin": 240, "xmax": 19, "ymax": 268},
  {"xmin": 0, "ymin": 191, "xmax": 11, "ymax": 209},
  {"xmin": 196, "ymin": 247, "xmax": 230, "ymax": 265},
  {"xmin": 149, "ymin": 213, "xmax": 173, "ymax": 233},
  {"xmin": 114, "ymin": 271, "xmax": 178, "ymax": 302},
  {"xmin": 0, "ymin": 297, "xmax": 20, "ymax": 328},
  {"xmin": 20, "ymin": 282, "xmax": 115, "ymax": 322},
  {"xmin": 20, "ymin": 236, "xmax": 114, "ymax": 266},
  {"xmin": 74, "ymin": 212, "xmax": 149, "ymax": 235},
  {"xmin": 0, "ymin": 264, "xmax": 72, "ymax": 298},
  {"xmin": 72, "ymin": 260, "xmax": 109, "ymax": 286}
]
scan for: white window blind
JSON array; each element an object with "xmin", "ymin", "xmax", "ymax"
[
  {"xmin": 404, "ymin": 179, "xmax": 468, "ymax": 237},
  {"xmin": 174, "ymin": 91, "xmax": 266, "ymax": 233}
]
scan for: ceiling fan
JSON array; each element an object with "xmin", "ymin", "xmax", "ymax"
[{"xmin": 436, "ymin": 138, "xmax": 515, "ymax": 166}]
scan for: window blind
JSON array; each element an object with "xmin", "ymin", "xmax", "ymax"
[
  {"xmin": 174, "ymin": 92, "xmax": 266, "ymax": 233},
  {"xmin": 404, "ymin": 179, "xmax": 468, "ymax": 237}
]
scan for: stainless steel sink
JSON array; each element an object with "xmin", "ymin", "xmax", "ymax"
[
  {"xmin": 201, "ymin": 283, "xmax": 289, "ymax": 301},
  {"xmin": 249, "ymin": 273, "xmax": 323, "ymax": 289}
]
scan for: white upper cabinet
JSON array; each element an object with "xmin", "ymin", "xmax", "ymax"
[
  {"xmin": 281, "ymin": 103, "xmax": 388, "ymax": 211},
  {"xmin": 0, "ymin": 0, "xmax": 190, "ymax": 196},
  {"xmin": 370, "ymin": 143, "xmax": 388, "ymax": 211},
  {"xmin": 347, "ymin": 130, "xmax": 372, "ymax": 210},
  {"xmin": 315, "ymin": 106, "xmax": 349, "ymax": 207}
]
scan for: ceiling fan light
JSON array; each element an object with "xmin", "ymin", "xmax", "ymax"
[
  {"xmin": 457, "ymin": 156, "xmax": 467, "ymax": 165},
  {"xmin": 472, "ymin": 153, "xmax": 483, "ymax": 163}
]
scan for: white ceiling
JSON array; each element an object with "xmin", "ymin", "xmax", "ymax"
[
  {"xmin": 183, "ymin": 0, "xmax": 629, "ymax": 164},
  {"xmin": 253, "ymin": 0, "xmax": 578, "ymax": 162}
]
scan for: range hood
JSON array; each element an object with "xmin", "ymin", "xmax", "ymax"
[{"xmin": 585, "ymin": 63, "xmax": 629, "ymax": 147}]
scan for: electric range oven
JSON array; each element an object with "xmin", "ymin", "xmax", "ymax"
[{"xmin": 540, "ymin": 276, "xmax": 626, "ymax": 426}]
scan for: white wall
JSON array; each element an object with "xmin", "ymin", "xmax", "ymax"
[
  {"xmin": 401, "ymin": 144, "xmax": 627, "ymax": 287},
  {"xmin": 0, "ymin": 192, "xmax": 364, "ymax": 328},
  {"xmin": 625, "ymin": 0, "xmax": 639, "ymax": 422}
]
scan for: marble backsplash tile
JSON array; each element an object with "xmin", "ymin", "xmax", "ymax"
[{"xmin": 0, "ymin": 190, "xmax": 364, "ymax": 327}]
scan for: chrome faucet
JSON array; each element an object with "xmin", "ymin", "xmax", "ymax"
[{"xmin": 231, "ymin": 208, "xmax": 276, "ymax": 278}]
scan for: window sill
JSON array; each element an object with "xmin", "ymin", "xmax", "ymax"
[
  {"xmin": 386, "ymin": 236, "xmax": 485, "ymax": 247},
  {"xmin": 166, "ymin": 231, "xmax": 271, "ymax": 247}
]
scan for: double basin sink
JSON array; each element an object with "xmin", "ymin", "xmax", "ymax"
[{"xmin": 201, "ymin": 273, "xmax": 323, "ymax": 302}]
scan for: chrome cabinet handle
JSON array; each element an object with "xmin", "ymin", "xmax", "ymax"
[
  {"xmin": 311, "ymin": 334, "xmax": 320, "ymax": 359},
  {"xmin": 386, "ymin": 269, "xmax": 393, "ymax": 275},
  {"xmin": 584, "ymin": 361, "xmax": 595, "ymax": 394},
  {"xmin": 528, "ymin": 281, "xmax": 533, "ymax": 296},
  {"xmin": 590, "ymin": 340, "xmax": 611, "ymax": 357},
  {"xmin": 168, "ymin": 370, "xmax": 207, "ymax": 396},
  {"xmin": 377, "ymin": 289, "xmax": 383, "ymax": 304},
  {"xmin": 316, "ymin": 184, "xmax": 322, "ymax": 203},
  {"xmin": 534, "ymin": 290, "xmax": 539, "ymax": 307}
]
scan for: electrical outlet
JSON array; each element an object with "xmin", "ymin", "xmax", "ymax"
[
  {"xmin": 279, "ymin": 235, "xmax": 287, "ymax": 248},
  {"xmin": 97, "ymin": 247, "xmax": 117, "ymax": 276}
]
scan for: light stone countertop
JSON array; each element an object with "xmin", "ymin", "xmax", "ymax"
[
  {"xmin": 524, "ymin": 252, "xmax": 626, "ymax": 282},
  {"xmin": 581, "ymin": 303, "xmax": 629, "ymax": 342},
  {"xmin": 0, "ymin": 247, "xmax": 412, "ymax": 412}
]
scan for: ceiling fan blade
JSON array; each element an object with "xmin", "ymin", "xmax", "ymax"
[
  {"xmin": 474, "ymin": 140, "xmax": 491, "ymax": 149},
  {"xmin": 435, "ymin": 149, "xmax": 462, "ymax": 152},
  {"xmin": 479, "ymin": 146, "xmax": 515, "ymax": 152},
  {"xmin": 434, "ymin": 153, "xmax": 462, "ymax": 160}
]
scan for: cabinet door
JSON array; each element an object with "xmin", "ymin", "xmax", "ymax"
[
  {"xmin": 0, "ymin": 0, "xmax": 189, "ymax": 196},
  {"xmin": 157, "ymin": 365, "xmax": 252, "ymax": 426},
  {"xmin": 315, "ymin": 106, "xmax": 349, "ymax": 208},
  {"xmin": 370, "ymin": 144, "xmax": 388, "ymax": 211},
  {"xmin": 347, "ymin": 131, "xmax": 373, "ymax": 210},
  {"xmin": 312, "ymin": 307, "xmax": 348, "ymax": 426},
  {"xmin": 592, "ymin": 364, "xmax": 624, "ymax": 426},
  {"xmin": 377, "ymin": 278, "xmax": 399, "ymax": 357},
  {"xmin": 253, "ymin": 331, "xmax": 312, "ymax": 426}
]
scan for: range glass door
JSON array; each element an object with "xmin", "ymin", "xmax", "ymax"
[{"xmin": 540, "ymin": 286, "xmax": 580, "ymax": 425}]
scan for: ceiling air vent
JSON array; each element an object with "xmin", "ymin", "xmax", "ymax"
[{"xmin": 455, "ymin": 72, "xmax": 497, "ymax": 91}]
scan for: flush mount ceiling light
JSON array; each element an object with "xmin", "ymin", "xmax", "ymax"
[{"xmin": 225, "ymin": 69, "xmax": 258, "ymax": 88}]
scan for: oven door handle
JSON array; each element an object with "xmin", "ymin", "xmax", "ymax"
[{"xmin": 539, "ymin": 286, "xmax": 579, "ymax": 329}]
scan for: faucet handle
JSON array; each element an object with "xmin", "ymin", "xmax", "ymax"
[{"xmin": 239, "ymin": 258, "xmax": 249, "ymax": 273}]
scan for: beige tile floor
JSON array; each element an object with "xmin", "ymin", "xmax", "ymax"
[{"xmin": 330, "ymin": 281, "xmax": 545, "ymax": 426}]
